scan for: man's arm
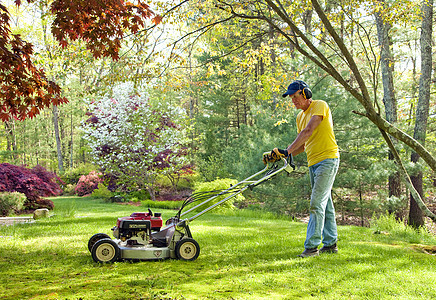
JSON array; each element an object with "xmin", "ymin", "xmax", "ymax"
[{"xmin": 286, "ymin": 115, "xmax": 323, "ymax": 156}]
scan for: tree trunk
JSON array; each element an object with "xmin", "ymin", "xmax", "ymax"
[
  {"xmin": 374, "ymin": 1, "xmax": 402, "ymax": 213},
  {"xmin": 70, "ymin": 108, "xmax": 74, "ymax": 168},
  {"xmin": 4, "ymin": 121, "xmax": 18, "ymax": 162},
  {"xmin": 410, "ymin": 153, "xmax": 425, "ymax": 227},
  {"xmin": 409, "ymin": 0, "xmax": 432, "ymax": 228},
  {"xmin": 53, "ymin": 105, "xmax": 64, "ymax": 174}
]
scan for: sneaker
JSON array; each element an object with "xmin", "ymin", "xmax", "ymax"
[
  {"xmin": 320, "ymin": 243, "xmax": 338, "ymax": 254},
  {"xmin": 297, "ymin": 248, "xmax": 319, "ymax": 258}
]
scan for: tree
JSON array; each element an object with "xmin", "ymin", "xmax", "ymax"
[
  {"xmin": 0, "ymin": 163, "xmax": 62, "ymax": 210},
  {"xmin": 0, "ymin": 0, "xmax": 161, "ymax": 121},
  {"xmin": 374, "ymin": 0, "xmax": 401, "ymax": 214},
  {"xmin": 81, "ymin": 82, "xmax": 190, "ymax": 200},
  {"xmin": 409, "ymin": 0, "xmax": 433, "ymax": 227}
]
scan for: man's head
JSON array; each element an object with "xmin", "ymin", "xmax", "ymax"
[
  {"xmin": 282, "ymin": 80, "xmax": 313, "ymax": 111},
  {"xmin": 282, "ymin": 80, "xmax": 312, "ymax": 99}
]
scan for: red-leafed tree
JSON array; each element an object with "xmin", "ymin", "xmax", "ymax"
[
  {"xmin": 0, "ymin": 163, "xmax": 64, "ymax": 210},
  {"xmin": 0, "ymin": 0, "xmax": 161, "ymax": 121}
]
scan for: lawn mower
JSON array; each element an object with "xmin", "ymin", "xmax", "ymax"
[{"xmin": 88, "ymin": 152, "xmax": 295, "ymax": 263}]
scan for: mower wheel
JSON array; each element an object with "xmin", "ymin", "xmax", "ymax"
[
  {"xmin": 91, "ymin": 238, "xmax": 120, "ymax": 263},
  {"xmin": 88, "ymin": 233, "xmax": 111, "ymax": 252},
  {"xmin": 175, "ymin": 238, "xmax": 200, "ymax": 261}
]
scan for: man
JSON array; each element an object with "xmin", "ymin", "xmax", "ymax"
[{"xmin": 270, "ymin": 80, "xmax": 340, "ymax": 257}]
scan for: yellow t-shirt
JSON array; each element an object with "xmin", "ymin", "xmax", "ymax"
[{"xmin": 296, "ymin": 100, "xmax": 339, "ymax": 166}]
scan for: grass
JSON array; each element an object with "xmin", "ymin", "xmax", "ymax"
[{"xmin": 0, "ymin": 196, "xmax": 435, "ymax": 299}]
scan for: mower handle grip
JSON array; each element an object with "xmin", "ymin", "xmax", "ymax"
[{"xmin": 262, "ymin": 151, "xmax": 296, "ymax": 171}]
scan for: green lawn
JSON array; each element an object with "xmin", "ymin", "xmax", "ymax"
[{"xmin": 0, "ymin": 196, "xmax": 435, "ymax": 299}]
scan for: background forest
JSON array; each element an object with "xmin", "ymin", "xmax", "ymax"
[{"xmin": 1, "ymin": 0, "xmax": 435, "ymax": 229}]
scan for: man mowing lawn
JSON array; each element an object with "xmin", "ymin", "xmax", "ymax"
[{"xmin": 268, "ymin": 80, "xmax": 340, "ymax": 257}]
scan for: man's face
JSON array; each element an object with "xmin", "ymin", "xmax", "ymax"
[{"xmin": 290, "ymin": 90, "xmax": 306, "ymax": 110}]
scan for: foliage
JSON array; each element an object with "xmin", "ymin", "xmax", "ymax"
[
  {"xmin": 370, "ymin": 213, "xmax": 435, "ymax": 244},
  {"xmin": 91, "ymin": 183, "xmax": 113, "ymax": 200},
  {"xmin": 0, "ymin": 0, "xmax": 161, "ymax": 121},
  {"xmin": 1, "ymin": 0, "xmax": 435, "ymax": 227},
  {"xmin": 157, "ymin": 171, "xmax": 201, "ymax": 191},
  {"xmin": 62, "ymin": 184, "xmax": 77, "ymax": 196},
  {"xmin": 60, "ymin": 163, "xmax": 99, "ymax": 185},
  {"xmin": 381, "ymin": 195, "xmax": 409, "ymax": 214},
  {"xmin": 165, "ymin": 164, "xmax": 196, "ymax": 191},
  {"xmin": 28, "ymin": 198, "xmax": 55, "ymax": 211},
  {"xmin": 75, "ymin": 171, "xmax": 103, "ymax": 197},
  {"xmin": 50, "ymin": 0, "xmax": 161, "ymax": 60},
  {"xmin": 196, "ymin": 156, "xmax": 229, "ymax": 182},
  {"xmin": 0, "ymin": 163, "xmax": 61, "ymax": 209},
  {"xmin": 141, "ymin": 199, "xmax": 184, "ymax": 210},
  {"xmin": 110, "ymin": 189, "xmax": 149, "ymax": 203},
  {"xmin": 0, "ymin": 2, "xmax": 66, "ymax": 121},
  {"xmin": 0, "ymin": 196, "xmax": 436, "ymax": 299},
  {"xmin": 193, "ymin": 100, "xmax": 310, "ymax": 215},
  {"xmin": 81, "ymin": 82, "xmax": 191, "ymax": 200},
  {"xmin": 0, "ymin": 192, "xmax": 26, "ymax": 216}
]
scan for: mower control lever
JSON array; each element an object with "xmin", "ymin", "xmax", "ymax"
[{"xmin": 286, "ymin": 154, "xmax": 296, "ymax": 173}]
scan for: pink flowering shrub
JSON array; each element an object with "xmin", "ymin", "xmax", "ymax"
[{"xmin": 75, "ymin": 171, "xmax": 103, "ymax": 196}]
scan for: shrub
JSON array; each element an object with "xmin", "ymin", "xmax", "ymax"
[
  {"xmin": 62, "ymin": 184, "xmax": 77, "ymax": 196},
  {"xmin": 91, "ymin": 183, "xmax": 113, "ymax": 199},
  {"xmin": 196, "ymin": 156, "xmax": 230, "ymax": 182},
  {"xmin": 0, "ymin": 163, "xmax": 62, "ymax": 210},
  {"xmin": 31, "ymin": 198, "xmax": 55, "ymax": 211},
  {"xmin": 142, "ymin": 200, "xmax": 183, "ymax": 210},
  {"xmin": 60, "ymin": 163, "xmax": 98, "ymax": 185},
  {"xmin": 75, "ymin": 171, "xmax": 103, "ymax": 196},
  {"xmin": 106, "ymin": 195, "xmax": 126, "ymax": 203},
  {"xmin": 191, "ymin": 178, "xmax": 244, "ymax": 213},
  {"xmin": 370, "ymin": 213, "xmax": 435, "ymax": 244},
  {"xmin": 160, "ymin": 170, "xmax": 201, "ymax": 190},
  {"xmin": 125, "ymin": 190, "xmax": 150, "ymax": 201},
  {"xmin": 0, "ymin": 192, "xmax": 26, "ymax": 216}
]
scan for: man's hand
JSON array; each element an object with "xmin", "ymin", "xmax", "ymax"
[
  {"xmin": 263, "ymin": 148, "xmax": 288, "ymax": 164},
  {"xmin": 272, "ymin": 148, "xmax": 288, "ymax": 158}
]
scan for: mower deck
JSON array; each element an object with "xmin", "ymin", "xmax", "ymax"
[{"xmin": 118, "ymin": 243, "xmax": 171, "ymax": 260}]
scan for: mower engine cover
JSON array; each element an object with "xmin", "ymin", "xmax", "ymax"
[{"xmin": 112, "ymin": 211, "xmax": 163, "ymax": 241}]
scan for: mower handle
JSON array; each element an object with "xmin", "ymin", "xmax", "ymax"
[{"xmin": 179, "ymin": 151, "xmax": 295, "ymax": 222}]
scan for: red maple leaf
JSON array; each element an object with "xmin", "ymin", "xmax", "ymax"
[{"xmin": 1, "ymin": 0, "xmax": 161, "ymax": 121}]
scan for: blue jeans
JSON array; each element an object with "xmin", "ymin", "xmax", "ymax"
[{"xmin": 304, "ymin": 158, "xmax": 340, "ymax": 249}]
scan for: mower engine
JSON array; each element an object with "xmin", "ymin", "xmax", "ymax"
[{"xmin": 112, "ymin": 210, "xmax": 163, "ymax": 246}]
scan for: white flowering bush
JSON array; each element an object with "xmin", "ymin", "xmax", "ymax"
[{"xmin": 81, "ymin": 83, "xmax": 191, "ymax": 200}]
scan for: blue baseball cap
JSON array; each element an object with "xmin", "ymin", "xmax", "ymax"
[{"xmin": 282, "ymin": 80, "xmax": 309, "ymax": 97}]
